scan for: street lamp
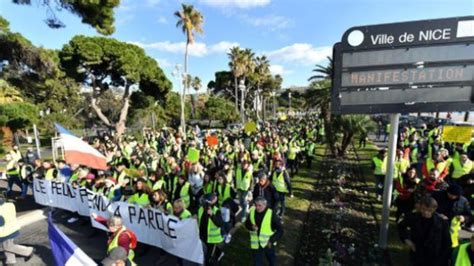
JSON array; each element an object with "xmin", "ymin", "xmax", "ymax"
[
  {"xmin": 255, "ymin": 89, "xmax": 262, "ymax": 121},
  {"xmin": 270, "ymin": 91, "xmax": 276, "ymax": 119},
  {"xmin": 239, "ymin": 80, "xmax": 246, "ymax": 123},
  {"xmin": 172, "ymin": 64, "xmax": 186, "ymax": 136}
]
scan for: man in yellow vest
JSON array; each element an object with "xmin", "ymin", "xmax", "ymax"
[
  {"xmin": 270, "ymin": 160, "xmax": 293, "ymax": 218},
  {"xmin": 453, "ymin": 234, "xmax": 474, "ymax": 265},
  {"xmin": 372, "ymin": 149, "xmax": 387, "ymax": 201},
  {"xmin": 0, "ymin": 197, "xmax": 35, "ymax": 265},
  {"xmin": 198, "ymin": 193, "xmax": 224, "ymax": 265},
  {"xmin": 5, "ymin": 154, "xmax": 21, "ymax": 199},
  {"xmin": 245, "ymin": 197, "xmax": 283, "ymax": 266},
  {"xmin": 451, "ymin": 152, "xmax": 473, "ymax": 183},
  {"xmin": 92, "ymin": 214, "xmax": 136, "ymax": 265}
]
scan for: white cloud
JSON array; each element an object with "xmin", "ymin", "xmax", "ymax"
[
  {"xmin": 241, "ymin": 15, "xmax": 294, "ymax": 30},
  {"xmin": 155, "ymin": 58, "xmax": 172, "ymax": 68},
  {"xmin": 267, "ymin": 44, "xmax": 332, "ymax": 65},
  {"xmin": 157, "ymin": 16, "xmax": 168, "ymax": 24},
  {"xmin": 209, "ymin": 41, "xmax": 240, "ymax": 53},
  {"xmin": 269, "ymin": 64, "xmax": 293, "ymax": 75},
  {"xmin": 199, "ymin": 0, "xmax": 271, "ymax": 9},
  {"xmin": 130, "ymin": 41, "xmax": 239, "ymax": 57}
]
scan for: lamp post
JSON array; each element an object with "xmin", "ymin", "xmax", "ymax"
[
  {"xmin": 239, "ymin": 80, "xmax": 246, "ymax": 123},
  {"xmin": 256, "ymin": 89, "xmax": 262, "ymax": 121},
  {"xmin": 172, "ymin": 64, "xmax": 186, "ymax": 136},
  {"xmin": 270, "ymin": 91, "xmax": 276, "ymax": 119}
]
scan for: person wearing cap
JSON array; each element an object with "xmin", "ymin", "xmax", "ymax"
[
  {"xmin": 127, "ymin": 178, "xmax": 151, "ymax": 207},
  {"xmin": 252, "ymin": 172, "xmax": 279, "ymax": 211},
  {"xmin": 270, "ymin": 160, "xmax": 292, "ymax": 218},
  {"xmin": 24, "ymin": 147, "xmax": 38, "ymax": 166},
  {"xmin": 245, "ymin": 197, "xmax": 283, "ymax": 266},
  {"xmin": 198, "ymin": 193, "xmax": 224, "ymax": 265},
  {"xmin": 0, "ymin": 197, "xmax": 35, "ymax": 265},
  {"xmin": 433, "ymin": 184, "xmax": 472, "ymax": 233},
  {"xmin": 372, "ymin": 149, "xmax": 387, "ymax": 201}
]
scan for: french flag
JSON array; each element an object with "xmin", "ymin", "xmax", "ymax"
[
  {"xmin": 48, "ymin": 214, "xmax": 97, "ymax": 266},
  {"xmin": 54, "ymin": 123, "xmax": 107, "ymax": 170}
]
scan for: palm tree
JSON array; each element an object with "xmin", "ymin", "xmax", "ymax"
[
  {"xmin": 308, "ymin": 56, "xmax": 333, "ymax": 82},
  {"xmin": 174, "ymin": 3, "xmax": 203, "ymax": 133},
  {"xmin": 334, "ymin": 115, "xmax": 375, "ymax": 156},
  {"xmin": 254, "ymin": 55, "xmax": 270, "ymax": 120},
  {"xmin": 228, "ymin": 46, "xmax": 244, "ymax": 113}
]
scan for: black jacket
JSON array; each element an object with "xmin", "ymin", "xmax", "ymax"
[
  {"xmin": 398, "ymin": 212, "xmax": 451, "ymax": 266},
  {"xmin": 199, "ymin": 205, "xmax": 223, "ymax": 244},
  {"xmin": 432, "ymin": 190, "xmax": 472, "ymax": 225},
  {"xmin": 252, "ymin": 182, "xmax": 279, "ymax": 210}
]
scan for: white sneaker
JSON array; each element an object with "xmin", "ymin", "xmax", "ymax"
[
  {"xmin": 225, "ymin": 234, "xmax": 232, "ymax": 244},
  {"xmin": 218, "ymin": 252, "xmax": 225, "ymax": 261},
  {"xmin": 67, "ymin": 217, "xmax": 79, "ymax": 223}
]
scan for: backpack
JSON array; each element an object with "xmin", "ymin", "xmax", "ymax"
[{"xmin": 121, "ymin": 229, "xmax": 138, "ymax": 249}]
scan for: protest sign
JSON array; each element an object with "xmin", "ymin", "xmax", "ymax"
[
  {"xmin": 206, "ymin": 135, "xmax": 218, "ymax": 147},
  {"xmin": 187, "ymin": 147, "xmax": 200, "ymax": 163},
  {"xmin": 442, "ymin": 126, "xmax": 473, "ymax": 144},
  {"xmin": 33, "ymin": 179, "xmax": 204, "ymax": 264},
  {"xmin": 244, "ymin": 121, "xmax": 257, "ymax": 134}
]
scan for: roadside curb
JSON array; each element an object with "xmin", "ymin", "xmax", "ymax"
[{"xmin": 17, "ymin": 208, "xmax": 48, "ymax": 228}]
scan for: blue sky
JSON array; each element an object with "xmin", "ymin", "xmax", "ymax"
[{"xmin": 1, "ymin": 0, "xmax": 473, "ymax": 93}]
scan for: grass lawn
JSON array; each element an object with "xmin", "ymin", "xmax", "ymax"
[
  {"xmin": 222, "ymin": 146, "xmax": 324, "ymax": 265},
  {"xmin": 356, "ymin": 142, "xmax": 409, "ymax": 266}
]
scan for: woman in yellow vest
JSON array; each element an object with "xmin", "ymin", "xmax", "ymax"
[
  {"xmin": 127, "ymin": 178, "xmax": 151, "ymax": 207},
  {"xmin": 172, "ymin": 175, "xmax": 191, "ymax": 208},
  {"xmin": 236, "ymin": 160, "xmax": 253, "ymax": 223},
  {"xmin": 172, "ymin": 199, "xmax": 192, "ymax": 219},
  {"xmin": 372, "ymin": 149, "xmax": 387, "ymax": 200},
  {"xmin": 245, "ymin": 197, "xmax": 283, "ymax": 266},
  {"xmin": 0, "ymin": 198, "xmax": 35, "ymax": 264},
  {"xmin": 150, "ymin": 189, "xmax": 173, "ymax": 215}
]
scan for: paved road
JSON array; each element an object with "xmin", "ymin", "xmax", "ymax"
[{"xmin": 0, "ymin": 181, "xmax": 181, "ymax": 266}]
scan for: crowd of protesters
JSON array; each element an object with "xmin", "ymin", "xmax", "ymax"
[
  {"xmin": 372, "ymin": 120, "xmax": 474, "ymax": 265},
  {"xmin": 3, "ymin": 117, "xmax": 324, "ymax": 265}
]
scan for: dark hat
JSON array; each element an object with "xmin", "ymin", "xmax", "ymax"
[
  {"xmin": 447, "ymin": 184, "xmax": 463, "ymax": 196},
  {"xmin": 101, "ymin": 247, "xmax": 128, "ymax": 266}
]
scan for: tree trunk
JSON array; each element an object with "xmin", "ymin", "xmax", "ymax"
[
  {"xmin": 234, "ymin": 76, "xmax": 239, "ymax": 113},
  {"xmin": 181, "ymin": 43, "xmax": 188, "ymax": 135},
  {"xmin": 115, "ymin": 96, "xmax": 130, "ymax": 137},
  {"xmin": 322, "ymin": 103, "xmax": 337, "ymax": 157},
  {"xmin": 339, "ymin": 132, "xmax": 354, "ymax": 157},
  {"xmin": 91, "ymin": 97, "xmax": 112, "ymax": 127}
]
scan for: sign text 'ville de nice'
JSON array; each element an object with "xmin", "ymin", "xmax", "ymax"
[
  {"xmin": 332, "ymin": 16, "xmax": 474, "ymax": 114},
  {"xmin": 33, "ymin": 179, "xmax": 204, "ymax": 264}
]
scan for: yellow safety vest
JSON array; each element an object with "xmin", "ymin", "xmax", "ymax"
[
  {"xmin": 236, "ymin": 170, "xmax": 252, "ymax": 191},
  {"xmin": 288, "ymin": 145, "xmax": 297, "ymax": 160},
  {"xmin": 179, "ymin": 209, "xmax": 192, "ymax": 219},
  {"xmin": 272, "ymin": 171, "xmax": 288, "ymax": 193},
  {"xmin": 45, "ymin": 168, "xmax": 56, "ymax": 181},
  {"xmin": 373, "ymin": 157, "xmax": 387, "ymax": 175},
  {"xmin": 451, "ymin": 216, "xmax": 462, "ymax": 248},
  {"xmin": 249, "ymin": 207, "xmax": 275, "ymax": 249},
  {"xmin": 127, "ymin": 193, "xmax": 150, "ymax": 207},
  {"xmin": 426, "ymin": 159, "xmax": 446, "ymax": 174},
  {"xmin": 198, "ymin": 206, "xmax": 223, "ymax": 244},
  {"xmin": 107, "ymin": 226, "xmax": 135, "ymax": 264},
  {"xmin": 454, "ymin": 243, "xmax": 471, "ymax": 266},
  {"xmin": 152, "ymin": 179, "xmax": 165, "ymax": 191},
  {"xmin": 217, "ymin": 184, "xmax": 231, "ymax": 205},
  {"xmin": 452, "ymin": 159, "xmax": 473, "ymax": 179},
  {"xmin": 173, "ymin": 182, "xmax": 190, "ymax": 208},
  {"xmin": 0, "ymin": 202, "xmax": 20, "ymax": 240},
  {"xmin": 6, "ymin": 160, "xmax": 19, "ymax": 175}
]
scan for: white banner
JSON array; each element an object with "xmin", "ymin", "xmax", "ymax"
[{"xmin": 33, "ymin": 179, "xmax": 204, "ymax": 264}]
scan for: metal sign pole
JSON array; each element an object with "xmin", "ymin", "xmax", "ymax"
[
  {"xmin": 378, "ymin": 113, "xmax": 400, "ymax": 248},
  {"xmin": 33, "ymin": 124, "xmax": 41, "ymax": 158}
]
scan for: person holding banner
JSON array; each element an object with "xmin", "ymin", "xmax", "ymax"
[
  {"xmin": 127, "ymin": 178, "xmax": 151, "ymax": 207},
  {"xmin": 173, "ymin": 198, "xmax": 192, "ymax": 219}
]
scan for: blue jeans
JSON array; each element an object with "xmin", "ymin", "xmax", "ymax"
[
  {"xmin": 21, "ymin": 179, "xmax": 32, "ymax": 197},
  {"xmin": 238, "ymin": 190, "xmax": 250, "ymax": 222},
  {"xmin": 6, "ymin": 174, "xmax": 21, "ymax": 196},
  {"xmin": 276, "ymin": 192, "xmax": 286, "ymax": 216},
  {"xmin": 253, "ymin": 247, "xmax": 276, "ymax": 266}
]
